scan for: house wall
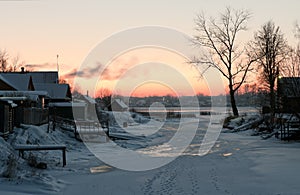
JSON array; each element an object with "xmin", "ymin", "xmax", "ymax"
[
  {"xmin": 277, "ymin": 77, "xmax": 300, "ymax": 113},
  {"xmin": 0, "ymin": 103, "xmax": 14, "ymax": 137},
  {"xmin": 280, "ymin": 97, "xmax": 300, "ymax": 113}
]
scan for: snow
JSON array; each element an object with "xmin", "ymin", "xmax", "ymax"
[{"xmin": 0, "ymin": 112, "xmax": 300, "ymax": 194}]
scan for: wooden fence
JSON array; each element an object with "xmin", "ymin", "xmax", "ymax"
[
  {"xmin": 50, "ymin": 116, "xmax": 109, "ymax": 142},
  {"xmin": 23, "ymin": 108, "xmax": 49, "ymax": 125}
]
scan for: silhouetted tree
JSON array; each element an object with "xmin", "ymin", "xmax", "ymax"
[
  {"xmin": 0, "ymin": 49, "xmax": 9, "ymax": 72},
  {"xmin": 282, "ymin": 22, "xmax": 300, "ymax": 78},
  {"xmin": 249, "ymin": 21, "xmax": 288, "ymax": 115},
  {"xmin": 192, "ymin": 7, "xmax": 255, "ymax": 116},
  {"xmin": 96, "ymin": 88, "xmax": 112, "ymax": 110},
  {"xmin": 278, "ymin": 23, "xmax": 300, "ymax": 116},
  {"xmin": 0, "ymin": 50, "xmax": 24, "ymax": 72}
]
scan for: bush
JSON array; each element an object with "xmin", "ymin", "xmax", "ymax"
[
  {"xmin": 223, "ymin": 115, "xmax": 238, "ymax": 128},
  {"xmin": 27, "ymin": 152, "xmax": 38, "ymax": 168},
  {"xmin": 27, "ymin": 152, "xmax": 47, "ymax": 169},
  {"xmin": 2, "ymin": 154, "xmax": 18, "ymax": 178}
]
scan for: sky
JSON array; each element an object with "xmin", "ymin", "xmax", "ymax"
[{"xmin": 0, "ymin": 0, "xmax": 299, "ymax": 97}]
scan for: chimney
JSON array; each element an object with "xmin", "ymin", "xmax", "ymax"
[{"xmin": 21, "ymin": 67, "xmax": 25, "ymax": 73}]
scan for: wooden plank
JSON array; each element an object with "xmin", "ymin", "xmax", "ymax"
[
  {"xmin": 14, "ymin": 144, "xmax": 66, "ymax": 150},
  {"xmin": 14, "ymin": 144, "xmax": 67, "ymax": 167}
]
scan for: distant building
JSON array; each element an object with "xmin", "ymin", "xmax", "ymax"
[
  {"xmin": 110, "ymin": 99, "xmax": 128, "ymax": 112},
  {"xmin": 73, "ymin": 94, "xmax": 97, "ymax": 120}
]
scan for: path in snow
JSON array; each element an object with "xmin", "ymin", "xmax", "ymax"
[
  {"xmin": 60, "ymin": 122, "xmax": 300, "ymax": 195},
  {"xmin": 1, "ymin": 116, "xmax": 300, "ymax": 195}
]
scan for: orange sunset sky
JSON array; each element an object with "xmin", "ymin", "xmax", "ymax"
[{"xmin": 0, "ymin": 0, "xmax": 299, "ymax": 97}]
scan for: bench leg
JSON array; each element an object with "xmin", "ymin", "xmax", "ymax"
[{"xmin": 62, "ymin": 149, "xmax": 66, "ymax": 167}]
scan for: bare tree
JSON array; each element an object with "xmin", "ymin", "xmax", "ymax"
[
  {"xmin": 11, "ymin": 55, "xmax": 23, "ymax": 72},
  {"xmin": 278, "ymin": 22, "xmax": 300, "ymax": 115},
  {"xmin": 96, "ymin": 87, "xmax": 112, "ymax": 110},
  {"xmin": 249, "ymin": 21, "xmax": 288, "ymax": 115},
  {"xmin": 282, "ymin": 22, "xmax": 300, "ymax": 77},
  {"xmin": 96, "ymin": 87, "xmax": 112, "ymax": 99},
  {"xmin": 0, "ymin": 49, "xmax": 9, "ymax": 72},
  {"xmin": 192, "ymin": 7, "xmax": 255, "ymax": 116},
  {"xmin": 0, "ymin": 50, "xmax": 25, "ymax": 72},
  {"xmin": 283, "ymin": 46, "xmax": 300, "ymax": 77}
]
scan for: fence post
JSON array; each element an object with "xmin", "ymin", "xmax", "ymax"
[{"xmin": 47, "ymin": 110, "xmax": 50, "ymax": 133}]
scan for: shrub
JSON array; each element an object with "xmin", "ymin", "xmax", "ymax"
[{"xmin": 2, "ymin": 153, "xmax": 18, "ymax": 178}]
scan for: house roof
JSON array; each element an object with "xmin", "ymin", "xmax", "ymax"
[
  {"xmin": 48, "ymin": 102, "xmax": 86, "ymax": 107},
  {"xmin": 112, "ymin": 99, "xmax": 128, "ymax": 109},
  {"xmin": 0, "ymin": 71, "xmax": 71, "ymax": 100},
  {"xmin": 27, "ymin": 71, "xmax": 58, "ymax": 84},
  {"xmin": 82, "ymin": 95, "xmax": 96, "ymax": 104},
  {"xmin": 0, "ymin": 99, "xmax": 18, "ymax": 108},
  {"xmin": 3, "ymin": 91, "xmax": 49, "ymax": 96},
  {"xmin": 0, "ymin": 91, "xmax": 49, "ymax": 102},
  {"xmin": 0, "ymin": 71, "xmax": 58, "ymax": 83},
  {"xmin": 34, "ymin": 83, "xmax": 71, "ymax": 100},
  {"xmin": 0, "ymin": 74, "xmax": 33, "ymax": 91},
  {"xmin": 278, "ymin": 77, "xmax": 300, "ymax": 82}
]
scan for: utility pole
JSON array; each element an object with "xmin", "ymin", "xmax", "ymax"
[{"xmin": 57, "ymin": 54, "xmax": 59, "ymax": 83}]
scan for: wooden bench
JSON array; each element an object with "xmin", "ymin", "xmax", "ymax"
[{"xmin": 14, "ymin": 144, "xmax": 67, "ymax": 167}]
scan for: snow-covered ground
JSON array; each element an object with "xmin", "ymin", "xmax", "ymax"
[{"xmin": 1, "ymin": 113, "xmax": 300, "ymax": 195}]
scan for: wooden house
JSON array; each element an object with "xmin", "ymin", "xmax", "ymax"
[
  {"xmin": 277, "ymin": 77, "xmax": 300, "ymax": 113},
  {"xmin": 110, "ymin": 99, "xmax": 128, "ymax": 112},
  {"xmin": 0, "ymin": 70, "xmax": 72, "ymax": 127},
  {"xmin": 73, "ymin": 94, "xmax": 97, "ymax": 120}
]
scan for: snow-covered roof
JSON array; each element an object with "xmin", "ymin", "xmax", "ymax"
[
  {"xmin": 82, "ymin": 95, "xmax": 96, "ymax": 104},
  {"xmin": 49, "ymin": 102, "xmax": 86, "ymax": 107},
  {"xmin": 0, "ymin": 72, "xmax": 69, "ymax": 101},
  {"xmin": 0, "ymin": 74, "xmax": 32, "ymax": 91},
  {"xmin": 0, "ymin": 91, "xmax": 49, "ymax": 102},
  {"xmin": 27, "ymin": 71, "xmax": 58, "ymax": 84},
  {"xmin": 0, "ymin": 90, "xmax": 48, "ymax": 96},
  {"xmin": 34, "ymin": 83, "xmax": 71, "ymax": 99},
  {"xmin": 0, "ymin": 71, "xmax": 58, "ymax": 84},
  {"xmin": 0, "ymin": 99, "xmax": 18, "ymax": 107},
  {"xmin": 112, "ymin": 99, "xmax": 128, "ymax": 109},
  {"xmin": 0, "ymin": 97, "xmax": 27, "ymax": 101}
]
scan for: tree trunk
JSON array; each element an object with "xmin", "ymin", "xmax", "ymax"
[
  {"xmin": 229, "ymin": 85, "xmax": 239, "ymax": 117},
  {"xmin": 270, "ymin": 83, "xmax": 275, "ymax": 117}
]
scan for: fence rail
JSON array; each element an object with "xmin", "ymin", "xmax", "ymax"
[
  {"xmin": 50, "ymin": 116, "xmax": 109, "ymax": 141},
  {"xmin": 280, "ymin": 120, "xmax": 300, "ymax": 141}
]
